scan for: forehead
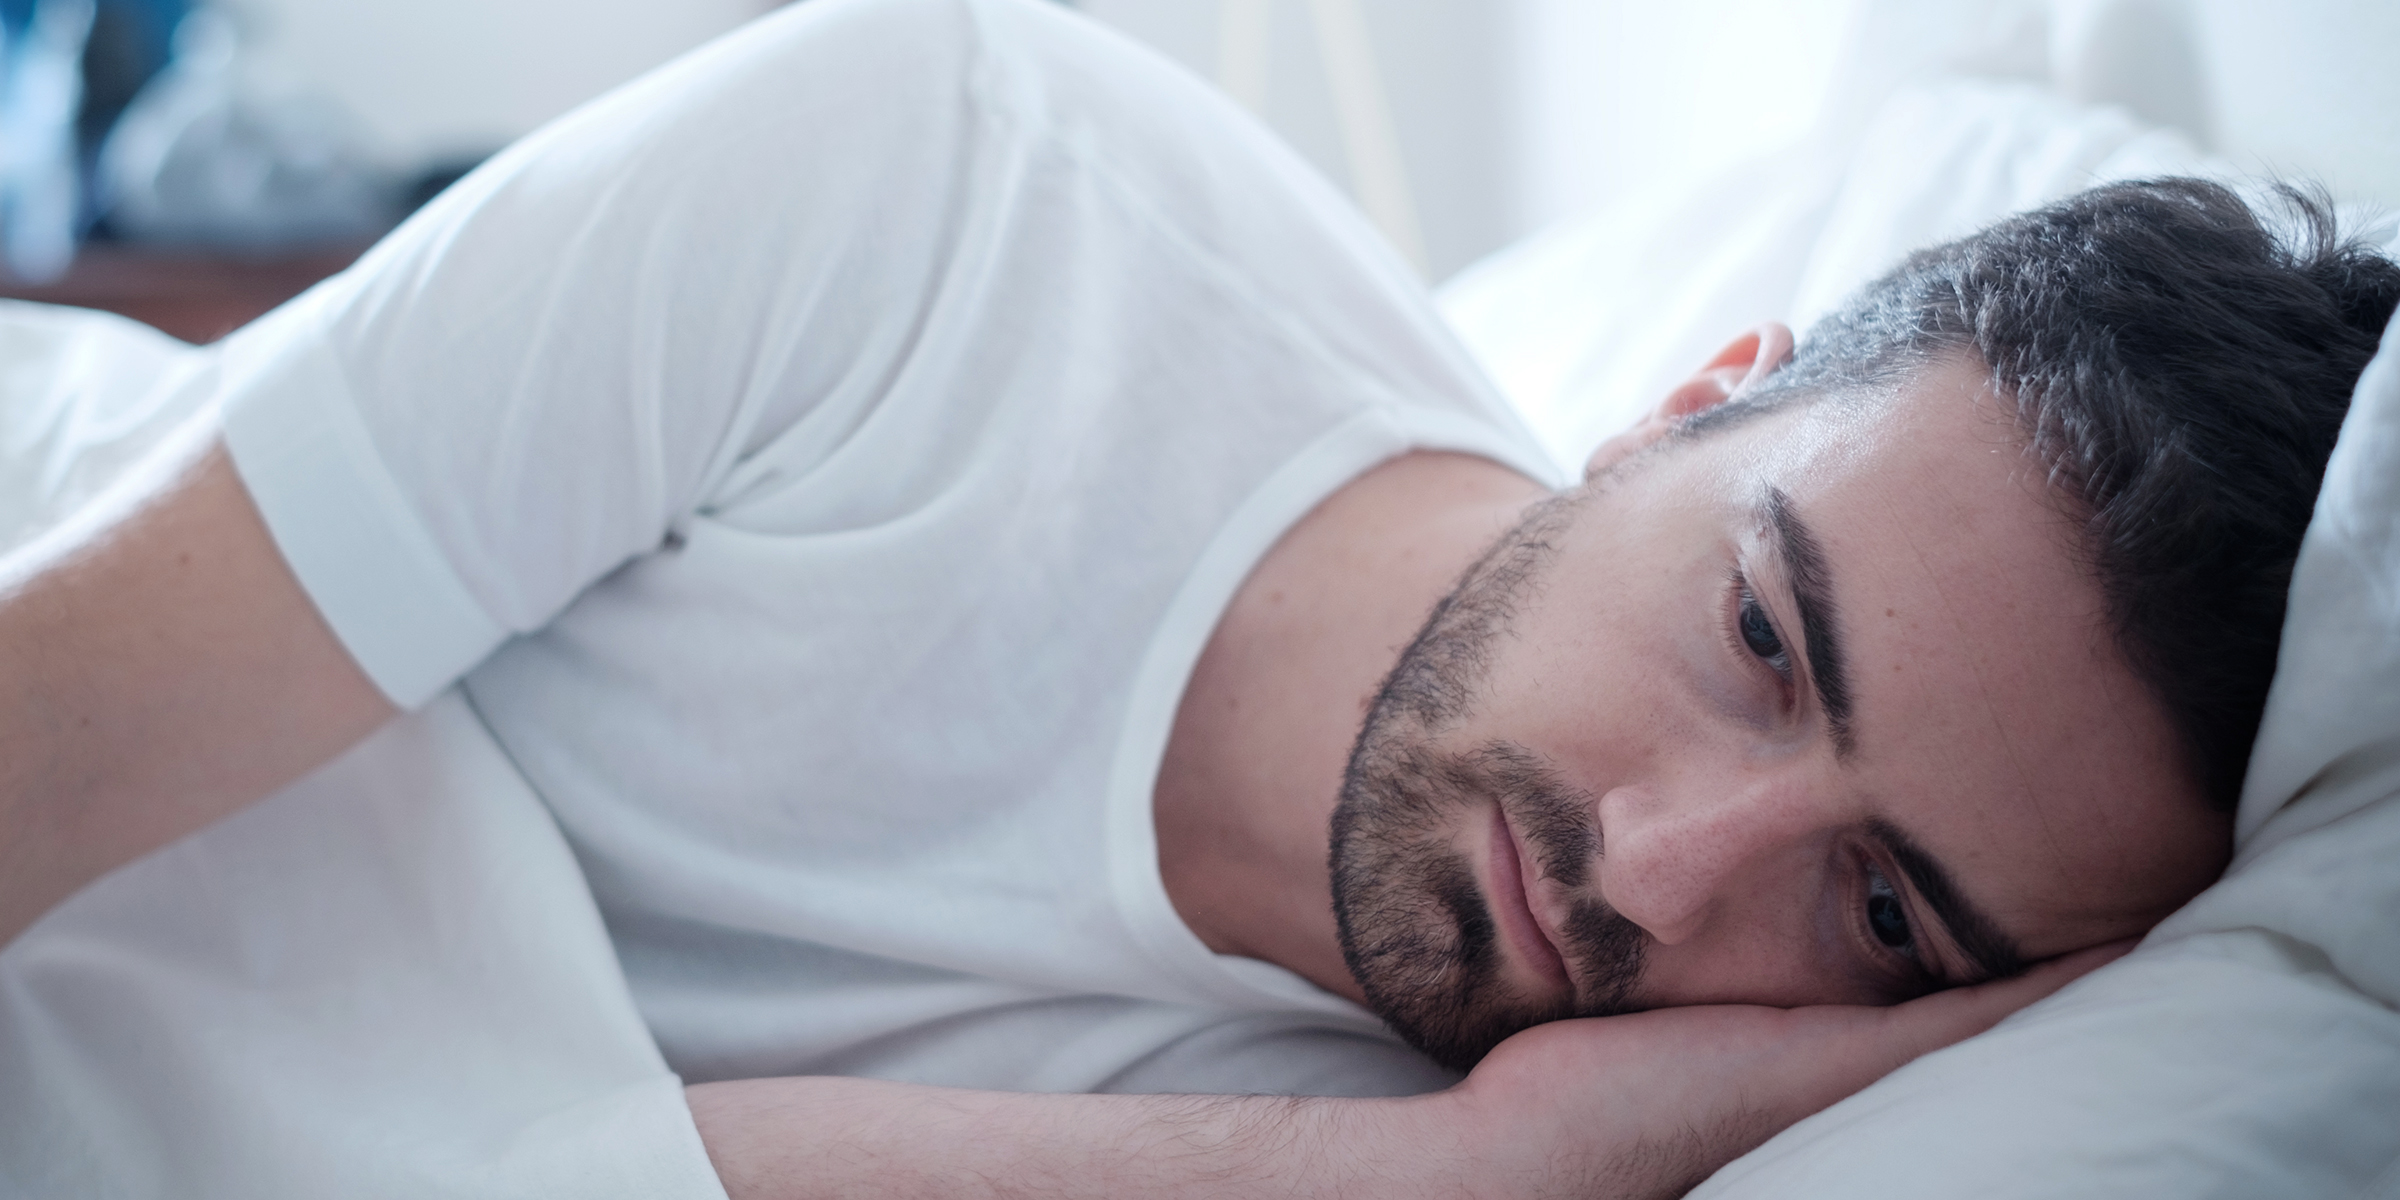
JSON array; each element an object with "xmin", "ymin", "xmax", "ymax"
[{"xmin": 1697, "ymin": 362, "xmax": 2226, "ymax": 950}]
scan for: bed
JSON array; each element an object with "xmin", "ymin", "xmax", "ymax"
[{"xmin": 3, "ymin": 0, "xmax": 2397, "ymax": 1195}]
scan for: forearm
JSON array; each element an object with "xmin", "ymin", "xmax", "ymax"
[
  {"xmin": 0, "ymin": 428, "xmax": 392, "ymax": 945},
  {"xmin": 689, "ymin": 952, "xmax": 2132, "ymax": 1200},
  {"xmin": 688, "ymin": 1077, "xmax": 1473, "ymax": 1200}
]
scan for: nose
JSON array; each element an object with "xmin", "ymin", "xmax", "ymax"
[{"xmin": 1595, "ymin": 773, "xmax": 1817, "ymax": 946}]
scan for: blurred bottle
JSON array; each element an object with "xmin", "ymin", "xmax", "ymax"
[
  {"xmin": 78, "ymin": 0, "xmax": 187, "ymax": 210},
  {"xmin": 0, "ymin": 0, "xmax": 96, "ymax": 281}
]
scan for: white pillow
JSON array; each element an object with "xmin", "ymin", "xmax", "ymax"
[
  {"xmin": 1439, "ymin": 78, "xmax": 2212, "ymax": 474},
  {"xmin": 1694, "ymin": 264, "xmax": 2400, "ymax": 1200}
]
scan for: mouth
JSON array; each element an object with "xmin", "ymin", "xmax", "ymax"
[{"xmin": 1485, "ymin": 804, "xmax": 1573, "ymax": 995}]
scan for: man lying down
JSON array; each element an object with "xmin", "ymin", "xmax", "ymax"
[{"xmin": 5, "ymin": 0, "xmax": 2397, "ymax": 1195}]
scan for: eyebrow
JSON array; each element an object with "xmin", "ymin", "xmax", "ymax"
[
  {"xmin": 1760, "ymin": 488, "xmax": 1856, "ymax": 758},
  {"xmin": 1866, "ymin": 817, "xmax": 2029, "ymax": 984}
]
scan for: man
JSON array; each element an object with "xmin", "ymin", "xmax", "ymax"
[{"xmin": 0, "ymin": 0, "xmax": 2392, "ymax": 1195}]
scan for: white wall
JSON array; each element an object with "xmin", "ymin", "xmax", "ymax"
[
  {"xmin": 218, "ymin": 0, "xmax": 776, "ymax": 166},
  {"xmin": 1081, "ymin": 0, "xmax": 1511, "ymax": 279},
  {"xmin": 211, "ymin": 0, "xmax": 1859, "ymax": 278},
  {"xmin": 1505, "ymin": 0, "xmax": 1859, "ymax": 233},
  {"xmin": 1078, "ymin": 0, "xmax": 1858, "ymax": 279}
]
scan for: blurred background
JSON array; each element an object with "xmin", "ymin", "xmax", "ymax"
[{"xmin": 0, "ymin": 0, "xmax": 1856, "ymax": 338}]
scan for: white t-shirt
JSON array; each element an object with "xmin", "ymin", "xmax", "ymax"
[{"xmin": 220, "ymin": 0, "xmax": 1559, "ymax": 1096}]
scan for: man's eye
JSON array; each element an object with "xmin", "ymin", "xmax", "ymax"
[
  {"xmin": 1866, "ymin": 866, "xmax": 1918, "ymax": 961},
  {"xmin": 1737, "ymin": 587, "xmax": 1791, "ymax": 677}
]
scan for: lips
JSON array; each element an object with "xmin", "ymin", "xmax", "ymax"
[{"xmin": 1486, "ymin": 804, "xmax": 1572, "ymax": 993}]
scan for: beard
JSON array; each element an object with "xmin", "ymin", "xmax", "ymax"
[{"xmin": 1328, "ymin": 492, "xmax": 1649, "ymax": 1072}]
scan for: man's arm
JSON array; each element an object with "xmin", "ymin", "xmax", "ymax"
[
  {"xmin": 0, "ymin": 425, "xmax": 394, "ymax": 946},
  {"xmin": 691, "ymin": 1079, "xmax": 1445, "ymax": 1200},
  {"xmin": 691, "ymin": 948, "xmax": 2120, "ymax": 1199}
]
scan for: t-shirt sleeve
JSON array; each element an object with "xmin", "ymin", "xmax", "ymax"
[{"xmin": 219, "ymin": 0, "xmax": 1002, "ymax": 707}]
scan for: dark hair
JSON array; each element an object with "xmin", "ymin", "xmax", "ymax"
[{"xmin": 1704, "ymin": 178, "xmax": 2400, "ymax": 812}]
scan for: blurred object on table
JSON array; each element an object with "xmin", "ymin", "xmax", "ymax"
[
  {"xmin": 96, "ymin": 7, "xmax": 398, "ymax": 249},
  {"xmin": 3, "ymin": 0, "xmax": 472, "ymax": 289},
  {"xmin": 0, "ymin": 238, "xmax": 359, "ymax": 341},
  {"xmin": 0, "ymin": 0, "xmax": 96, "ymax": 281},
  {"xmin": 79, "ymin": 0, "xmax": 186, "ymax": 160}
]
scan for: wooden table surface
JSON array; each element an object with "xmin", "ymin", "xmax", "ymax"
[{"xmin": 0, "ymin": 244, "xmax": 368, "ymax": 344}]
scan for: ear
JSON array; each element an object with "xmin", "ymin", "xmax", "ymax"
[{"xmin": 1584, "ymin": 322, "xmax": 1796, "ymax": 479}]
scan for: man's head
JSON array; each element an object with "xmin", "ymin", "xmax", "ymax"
[{"xmin": 1331, "ymin": 178, "xmax": 2400, "ymax": 1071}]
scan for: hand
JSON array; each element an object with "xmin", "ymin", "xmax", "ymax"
[{"xmin": 1429, "ymin": 942, "xmax": 2132, "ymax": 1198}]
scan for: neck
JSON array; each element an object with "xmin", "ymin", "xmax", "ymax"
[{"xmin": 1154, "ymin": 451, "xmax": 1549, "ymax": 1003}]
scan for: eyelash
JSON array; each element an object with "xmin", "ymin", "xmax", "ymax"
[
  {"xmin": 1862, "ymin": 861, "xmax": 1921, "ymax": 966},
  {"xmin": 1726, "ymin": 571, "xmax": 1796, "ymax": 688}
]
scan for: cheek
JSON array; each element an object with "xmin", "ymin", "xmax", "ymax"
[
  {"xmin": 1461, "ymin": 471, "xmax": 1760, "ymax": 774},
  {"xmin": 1469, "ymin": 571, "xmax": 1707, "ymax": 772},
  {"xmin": 1483, "ymin": 559, "xmax": 1632, "ymax": 718}
]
